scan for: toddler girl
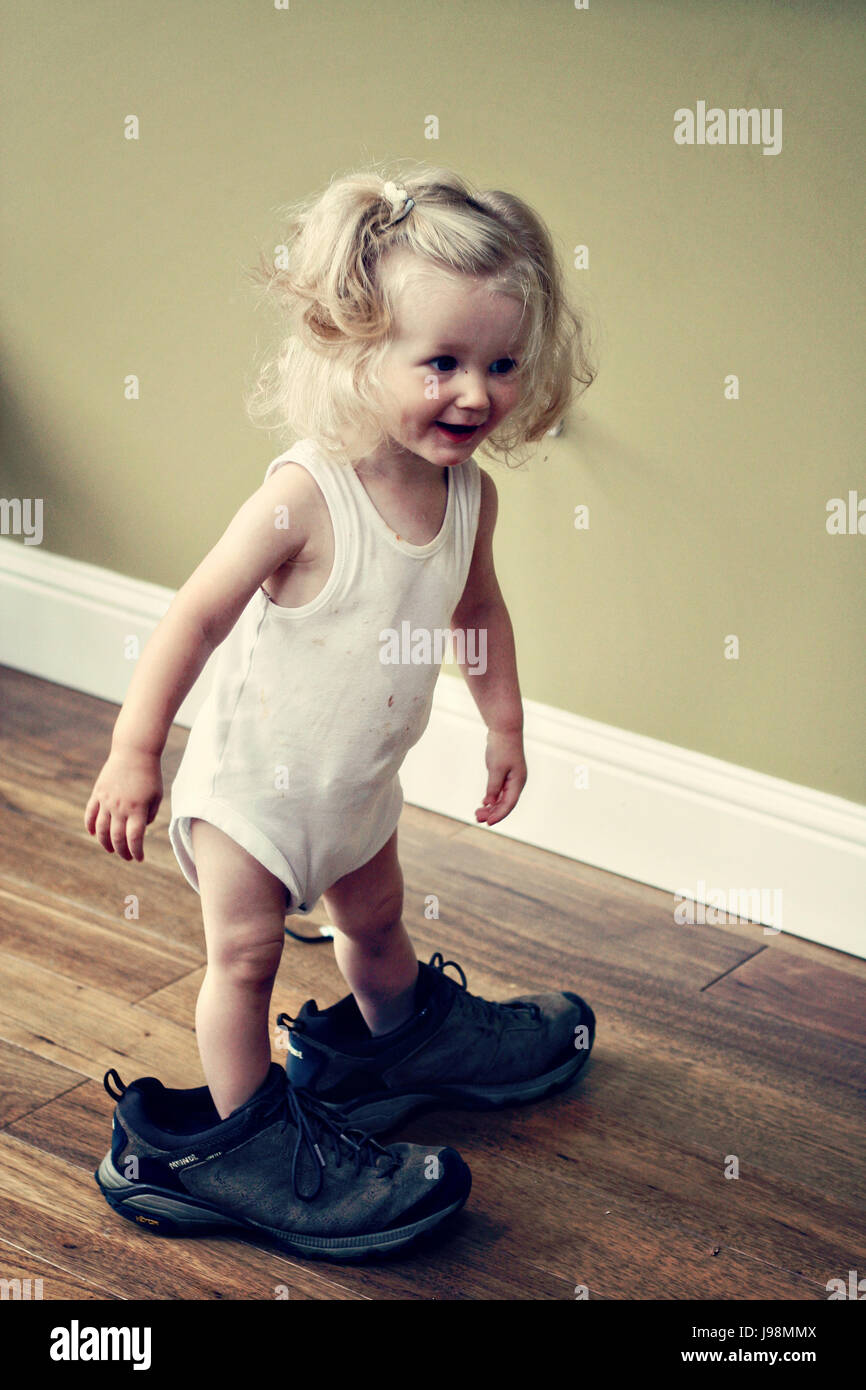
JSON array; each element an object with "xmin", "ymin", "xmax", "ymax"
[{"xmin": 85, "ymin": 163, "xmax": 597, "ymax": 1260}]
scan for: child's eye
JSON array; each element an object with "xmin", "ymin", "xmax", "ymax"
[{"xmin": 428, "ymin": 356, "xmax": 517, "ymax": 374}]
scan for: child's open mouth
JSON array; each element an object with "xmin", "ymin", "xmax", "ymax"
[{"xmin": 435, "ymin": 422, "xmax": 479, "ymax": 441}]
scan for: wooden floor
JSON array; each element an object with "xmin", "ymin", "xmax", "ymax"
[{"xmin": 1, "ymin": 663, "xmax": 864, "ymax": 1301}]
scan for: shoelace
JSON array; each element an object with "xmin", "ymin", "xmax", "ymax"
[
  {"xmin": 428, "ymin": 951, "xmax": 542, "ymax": 1024},
  {"xmin": 275, "ymin": 1083, "xmax": 402, "ymax": 1203}
]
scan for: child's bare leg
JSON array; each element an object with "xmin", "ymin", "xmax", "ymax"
[
  {"xmin": 322, "ymin": 829, "xmax": 420, "ymax": 1037},
  {"xmin": 190, "ymin": 819, "xmax": 287, "ymax": 1119}
]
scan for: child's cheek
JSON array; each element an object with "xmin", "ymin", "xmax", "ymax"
[{"xmin": 500, "ymin": 384, "xmax": 522, "ymax": 416}]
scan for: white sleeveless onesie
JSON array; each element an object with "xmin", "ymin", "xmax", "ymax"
[{"xmin": 168, "ymin": 437, "xmax": 482, "ymax": 915}]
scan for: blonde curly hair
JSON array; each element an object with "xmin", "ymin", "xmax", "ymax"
[{"xmin": 243, "ymin": 159, "xmax": 598, "ymax": 469}]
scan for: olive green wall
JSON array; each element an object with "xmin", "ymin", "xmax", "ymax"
[{"xmin": 2, "ymin": 1, "xmax": 863, "ymax": 803}]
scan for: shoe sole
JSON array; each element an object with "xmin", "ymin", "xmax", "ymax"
[
  {"xmin": 94, "ymin": 1153, "xmax": 470, "ymax": 1262},
  {"xmin": 316, "ymin": 1009, "xmax": 596, "ymax": 1135}
]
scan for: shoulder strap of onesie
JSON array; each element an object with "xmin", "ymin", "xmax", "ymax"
[
  {"xmin": 263, "ymin": 438, "xmax": 316, "ymax": 484},
  {"xmin": 464, "ymin": 456, "xmax": 482, "ymax": 539},
  {"xmin": 262, "ymin": 439, "xmax": 357, "ymax": 594},
  {"xmin": 262, "ymin": 440, "xmax": 346, "ymax": 522},
  {"xmin": 455, "ymin": 455, "xmax": 483, "ymax": 559}
]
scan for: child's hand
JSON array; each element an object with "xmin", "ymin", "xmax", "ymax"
[
  {"xmin": 475, "ymin": 729, "xmax": 527, "ymax": 827},
  {"xmin": 84, "ymin": 748, "xmax": 163, "ymax": 862}
]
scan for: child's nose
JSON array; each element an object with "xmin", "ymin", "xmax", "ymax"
[{"xmin": 453, "ymin": 370, "xmax": 490, "ymax": 410}]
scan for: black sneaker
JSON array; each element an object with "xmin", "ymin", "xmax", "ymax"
[
  {"xmin": 281, "ymin": 952, "xmax": 596, "ymax": 1133},
  {"xmin": 94, "ymin": 1062, "xmax": 470, "ymax": 1261}
]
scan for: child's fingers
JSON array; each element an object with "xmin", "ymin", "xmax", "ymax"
[
  {"xmin": 484, "ymin": 767, "xmax": 506, "ymax": 800},
  {"xmin": 89, "ymin": 792, "xmax": 157, "ymax": 858},
  {"xmin": 478, "ymin": 789, "xmax": 505, "ymax": 817},
  {"xmin": 476, "ymin": 764, "xmax": 524, "ymax": 824},
  {"xmin": 91, "ymin": 807, "xmax": 114, "ymax": 854},
  {"xmin": 110, "ymin": 812, "xmax": 138, "ymax": 861},
  {"xmin": 96, "ymin": 806, "xmax": 129, "ymax": 857},
  {"xmin": 126, "ymin": 814, "xmax": 147, "ymax": 862},
  {"xmin": 476, "ymin": 784, "xmax": 505, "ymax": 822},
  {"xmin": 479, "ymin": 788, "xmax": 516, "ymax": 825}
]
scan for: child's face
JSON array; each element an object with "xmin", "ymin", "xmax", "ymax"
[{"xmin": 371, "ymin": 257, "xmax": 527, "ymax": 469}]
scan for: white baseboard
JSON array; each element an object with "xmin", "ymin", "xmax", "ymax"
[{"xmin": 2, "ymin": 537, "xmax": 864, "ymax": 958}]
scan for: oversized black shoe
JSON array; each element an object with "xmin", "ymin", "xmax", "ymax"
[
  {"xmin": 94, "ymin": 1061, "xmax": 470, "ymax": 1261},
  {"xmin": 280, "ymin": 952, "xmax": 596, "ymax": 1134}
]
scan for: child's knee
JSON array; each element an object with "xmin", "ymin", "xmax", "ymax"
[
  {"xmin": 209, "ymin": 934, "xmax": 284, "ymax": 989},
  {"xmin": 332, "ymin": 890, "xmax": 404, "ymax": 951}
]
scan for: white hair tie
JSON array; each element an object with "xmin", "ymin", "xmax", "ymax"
[{"xmin": 382, "ymin": 180, "xmax": 415, "ymax": 226}]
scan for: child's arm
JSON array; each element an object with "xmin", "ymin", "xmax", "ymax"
[
  {"xmin": 450, "ymin": 468, "xmax": 527, "ymax": 826},
  {"xmin": 84, "ymin": 465, "xmax": 315, "ymax": 862}
]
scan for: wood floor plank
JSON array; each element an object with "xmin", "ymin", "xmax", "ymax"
[
  {"xmin": 445, "ymin": 814, "xmax": 866, "ymax": 985},
  {"xmin": 0, "ymin": 665, "xmax": 204, "ymax": 957},
  {"xmin": 706, "ymin": 948, "xmax": 866, "ymax": 1045},
  {"xmin": 395, "ymin": 815, "xmax": 765, "ymax": 991},
  {"xmin": 0, "ymin": 883, "xmax": 199, "ymax": 1003},
  {"xmin": 395, "ymin": 1088, "xmax": 866, "ymax": 1285},
  {"xmin": 445, "ymin": 1150, "xmax": 824, "ymax": 1300},
  {"xmin": 0, "ymin": 948, "xmax": 200, "ymax": 1089},
  {"xmin": 0, "ymin": 1040, "xmax": 87, "ymax": 1127},
  {"xmin": 0, "ymin": 1239, "xmax": 119, "ymax": 1300},
  {"xmin": 0, "ymin": 800, "xmax": 206, "ymax": 964}
]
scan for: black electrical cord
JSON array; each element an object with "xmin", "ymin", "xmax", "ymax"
[{"xmin": 284, "ymin": 924, "xmax": 332, "ymax": 944}]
